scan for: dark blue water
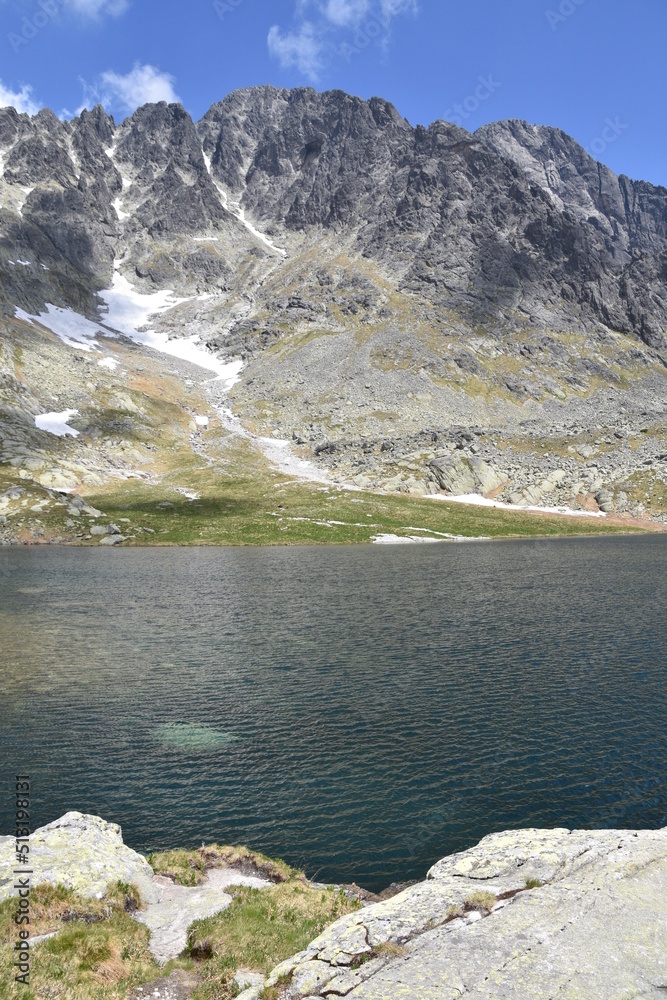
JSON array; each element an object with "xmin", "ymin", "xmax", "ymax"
[{"xmin": 0, "ymin": 537, "xmax": 665, "ymax": 892}]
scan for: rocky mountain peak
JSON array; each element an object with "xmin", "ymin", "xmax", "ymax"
[{"xmin": 1, "ymin": 85, "xmax": 665, "ymax": 528}]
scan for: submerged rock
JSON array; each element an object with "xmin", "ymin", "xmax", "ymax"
[{"xmin": 152, "ymin": 722, "xmax": 240, "ymax": 751}]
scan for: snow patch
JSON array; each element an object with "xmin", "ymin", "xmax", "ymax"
[
  {"xmin": 35, "ymin": 410, "xmax": 80, "ymax": 438},
  {"xmin": 234, "ymin": 204, "xmax": 287, "ymax": 257},
  {"xmin": 15, "ymin": 305, "xmax": 109, "ymax": 352},
  {"xmin": 373, "ymin": 534, "xmax": 446, "ymax": 545},
  {"xmin": 216, "ymin": 407, "xmax": 330, "ymax": 482},
  {"xmin": 257, "ymin": 436, "xmax": 329, "ymax": 482},
  {"xmin": 98, "ymin": 357, "xmax": 119, "ymax": 370},
  {"xmin": 201, "ymin": 145, "xmax": 286, "ymax": 257},
  {"xmin": 216, "ymin": 409, "xmax": 332, "ymax": 482},
  {"xmin": 98, "ymin": 270, "xmax": 242, "ymax": 387},
  {"xmin": 195, "ymin": 415, "xmax": 209, "ymax": 427},
  {"xmin": 429, "ymin": 493, "xmax": 606, "ymax": 518},
  {"xmin": 112, "ymin": 197, "xmax": 129, "ymax": 221},
  {"xmin": 17, "ymin": 186, "xmax": 34, "ymax": 216},
  {"xmin": 372, "ymin": 533, "xmax": 489, "ymax": 545}
]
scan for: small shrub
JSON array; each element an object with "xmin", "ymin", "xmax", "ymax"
[
  {"xmin": 190, "ymin": 937, "xmax": 214, "ymax": 961},
  {"xmin": 446, "ymin": 904, "xmax": 464, "ymax": 919},
  {"xmin": 464, "ymin": 890, "xmax": 497, "ymax": 914},
  {"xmin": 525, "ymin": 877, "xmax": 543, "ymax": 889},
  {"xmin": 373, "ymin": 941, "xmax": 408, "ymax": 959}
]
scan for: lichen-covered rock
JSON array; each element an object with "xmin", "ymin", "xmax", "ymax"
[
  {"xmin": 259, "ymin": 827, "xmax": 667, "ymax": 999},
  {"xmin": 0, "ymin": 811, "xmax": 155, "ymax": 902}
]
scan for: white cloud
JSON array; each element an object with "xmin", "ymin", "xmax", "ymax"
[
  {"xmin": 0, "ymin": 81, "xmax": 40, "ymax": 115},
  {"xmin": 379, "ymin": 0, "xmax": 417, "ymax": 17},
  {"xmin": 78, "ymin": 63, "xmax": 180, "ymax": 116},
  {"xmin": 100, "ymin": 64, "xmax": 179, "ymax": 111},
  {"xmin": 322, "ymin": 0, "xmax": 370, "ymax": 26},
  {"xmin": 269, "ymin": 0, "xmax": 417, "ymax": 78},
  {"xmin": 65, "ymin": 0, "xmax": 129, "ymax": 16},
  {"xmin": 268, "ymin": 22, "xmax": 323, "ymax": 81}
]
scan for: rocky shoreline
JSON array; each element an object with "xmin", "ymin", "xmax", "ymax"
[{"xmin": 1, "ymin": 813, "xmax": 665, "ymax": 999}]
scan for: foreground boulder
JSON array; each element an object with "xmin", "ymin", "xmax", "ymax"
[
  {"xmin": 255, "ymin": 827, "xmax": 667, "ymax": 1000},
  {"xmin": 0, "ymin": 811, "xmax": 155, "ymax": 902}
]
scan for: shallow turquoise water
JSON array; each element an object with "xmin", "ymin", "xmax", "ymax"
[{"xmin": 0, "ymin": 536, "xmax": 665, "ymax": 891}]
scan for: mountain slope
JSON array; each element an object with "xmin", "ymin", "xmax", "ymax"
[{"xmin": 0, "ymin": 87, "xmax": 665, "ymax": 534}]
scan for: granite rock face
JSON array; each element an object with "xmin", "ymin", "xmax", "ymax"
[
  {"xmin": 2, "ymin": 86, "xmax": 667, "ymax": 345},
  {"xmin": 199, "ymin": 87, "xmax": 667, "ymax": 349},
  {"xmin": 258, "ymin": 826, "xmax": 667, "ymax": 1000}
]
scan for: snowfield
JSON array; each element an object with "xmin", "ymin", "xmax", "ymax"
[
  {"xmin": 98, "ymin": 271, "xmax": 243, "ymax": 388},
  {"xmin": 35, "ymin": 410, "xmax": 80, "ymax": 437},
  {"xmin": 15, "ymin": 305, "xmax": 109, "ymax": 352},
  {"xmin": 429, "ymin": 492, "xmax": 606, "ymax": 518}
]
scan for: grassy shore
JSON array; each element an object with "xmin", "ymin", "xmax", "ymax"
[
  {"xmin": 0, "ymin": 845, "xmax": 360, "ymax": 1000},
  {"xmin": 85, "ymin": 472, "xmax": 645, "ymax": 546},
  {"xmin": 0, "ymin": 461, "xmax": 647, "ymax": 547}
]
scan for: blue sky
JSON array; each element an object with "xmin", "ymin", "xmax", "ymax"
[{"xmin": 0, "ymin": 0, "xmax": 666, "ymax": 186}]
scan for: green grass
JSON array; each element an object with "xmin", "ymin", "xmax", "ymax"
[
  {"xmin": 0, "ymin": 379, "xmax": 653, "ymax": 549},
  {"xmin": 182, "ymin": 882, "xmax": 359, "ymax": 1000},
  {"xmin": 0, "ymin": 457, "xmax": 641, "ymax": 547},
  {"xmin": 0, "ymin": 860, "xmax": 358, "ymax": 1000},
  {"xmin": 0, "ymin": 882, "xmax": 158, "ymax": 1000},
  {"xmin": 79, "ymin": 451, "xmax": 643, "ymax": 547}
]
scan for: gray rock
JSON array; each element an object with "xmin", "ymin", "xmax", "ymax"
[
  {"xmin": 1, "ymin": 87, "xmax": 666, "ymax": 522},
  {"xmin": 0, "ymin": 811, "xmax": 155, "ymax": 903},
  {"xmin": 429, "ymin": 455, "xmax": 505, "ymax": 496},
  {"xmin": 98, "ymin": 534, "xmax": 126, "ymax": 545},
  {"xmin": 260, "ymin": 826, "xmax": 667, "ymax": 999},
  {"xmin": 234, "ymin": 970, "xmax": 265, "ymax": 991}
]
